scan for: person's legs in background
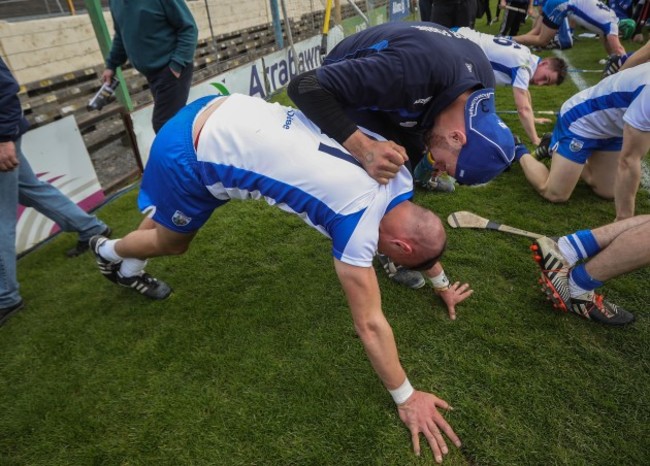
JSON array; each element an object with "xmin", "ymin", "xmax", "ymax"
[
  {"xmin": 15, "ymin": 138, "xmax": 109, "ymax": 255},
  {"xmin": 419, "ymin": 0, "xmax": 433, "ymax": 21},
  {"xmin": 148, "ymin": 65, "xmax": 194, "ymax": 134},
  {"xmin": 0, "ymin": 150, "xmax": 22, "ymax": 316}
]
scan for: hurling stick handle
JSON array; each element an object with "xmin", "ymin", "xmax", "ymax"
[{"xmin": 490, "ymin": 222, "xmax": 545, "ymax": 240}]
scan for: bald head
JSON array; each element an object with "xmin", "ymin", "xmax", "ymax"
[{"xmin": 378, "ymin": 203, "xmax": 447, "ymax": 270}]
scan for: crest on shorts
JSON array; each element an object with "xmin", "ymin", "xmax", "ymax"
[
  {"xmin": 569, "ymin": 138, "xmax": 584, "ymax": 152},
  {"xmin": 172, "ymin": 210, "xmax": 192, "ymax": 227}
]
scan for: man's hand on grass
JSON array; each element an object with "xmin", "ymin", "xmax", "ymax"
[
  {"xmin": 437, "ymin": 282, "xmax": 473, "ymax": 320},
  {"xmin": 397, "ymin": 390, "xmax": 461, "ymax": 463}
]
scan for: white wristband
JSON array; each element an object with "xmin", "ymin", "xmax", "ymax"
[
  {"xmin": 429, "ymin": 271, "xmax": 450, "ymax": 289},
  {"xmin": 389, "ymin": 378, "xmax": 415, "ymax": 405}
]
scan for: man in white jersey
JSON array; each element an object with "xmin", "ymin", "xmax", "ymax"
[
  {"xmin": 88, "ymin": 93, "xmax": 475, "ymax": 462},
  {"xmin": 515, "ymin": 63, "xmax": 650, "ymax": 221},
  {"xmin": 453, "ymin": 27, "xmax": 567, "ymax": 145},
  {"xmin": 514, "ymin": 0, "xmax": 626, "ymax": 57}
]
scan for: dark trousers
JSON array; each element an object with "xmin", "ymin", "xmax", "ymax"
[
  {"xmin": 499, "ymin": 8, "xmax": 527, "ymax": 36},
  {"xmin": 146, "ymin": 64, "xmax": 194, "ymax": 133},
  {"xmin": 480, "ymin": 0, "xmax": 492, "ymax": 22},
  {"xmin": 419, "ymin": 0, "xmax": 433, "ymax": 21},
  {"xmin": 431, "ymin": 0, "xmax": 476, "ymax": 28}
]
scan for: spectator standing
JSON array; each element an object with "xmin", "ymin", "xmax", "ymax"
[
  {"xmin": 419, "ymin": 0, "xmax": 434, "ymax": 20},
  {"xmin": 0, "ymin": 57, "xmax": 111, "ymax": 325},
  {"xmin": 103, "ymin": 0, "xmax": 198, "ymax": 133},
  {"xmin": 498, "ymin": 0, "xmax": 533, "ymax": 36},
  {"xmin": 431, "ymin": 0, "xmax": 478, "ymax": 28}
]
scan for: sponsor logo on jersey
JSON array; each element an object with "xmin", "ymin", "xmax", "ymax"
[
  {"xmin": 569, "ymin": 138, "xmax": 584, "ymax": 152},
  {"xmin": 414, "ymin": 96, "xmax": 432, "ymax": 105},
  {"xmin": 283, "ymin": 109, "xmax": 295, "ymax": 129},
  {"xmin": 399, "ymin": 121, "xmax": 418, "ymax": 127},
  {"xmin": 465, "ymin": 63, "xmax": 474, "ymax": 73},
  {"xmin": 172, "ymin": 210, "xmax": 192, "ymax": 227}
]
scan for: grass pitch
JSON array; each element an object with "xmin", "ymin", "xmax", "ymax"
[{"xmin": 1, "ymin": 11, "xmax": 649, "ymax": 466}]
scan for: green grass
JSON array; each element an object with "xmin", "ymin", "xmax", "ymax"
[{"xmin": 1, "ymin": 13, "xmax": 649, "ymax": 466}]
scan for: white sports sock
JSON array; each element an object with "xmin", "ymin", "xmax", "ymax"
[
  {"xmin": 557, "ymin": 236, "xmax": 579, "ymax": 267},
  {"xmin": 99, "ymin": 239, "xmax": 123, "ymax": 262},
  {"xmin": 568, "ymin": 273, "xmax": 590, "ymax": 299},
  {"xmin": 119, "ymin": 259, "xmax": 147, "ymax": 278}
]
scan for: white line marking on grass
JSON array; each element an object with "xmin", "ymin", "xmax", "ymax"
[{"xmin": 552, "ymin": 50, "xmax": 589, "ymax": 91}]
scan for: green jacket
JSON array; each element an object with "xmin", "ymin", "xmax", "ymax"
[{"xmin": 106, "ymin": 0, "xmax": 198, "ymax": 76}]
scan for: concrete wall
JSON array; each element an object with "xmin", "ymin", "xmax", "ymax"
[{"xmin": 0, "ymin": 0, "xmax": 320, "ymax": 84}]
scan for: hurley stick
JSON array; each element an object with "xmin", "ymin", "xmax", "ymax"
[{"xmin": 447, "ymin": 211, "xmax": 545, "ymax": 240}]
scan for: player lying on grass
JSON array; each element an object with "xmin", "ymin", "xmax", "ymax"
[
  {"xmin": 530, "ymin": 215, "xmax": 650, "ymax": 325},
  {"xmin": 89, "ymin": 93, "xmax": 475, "ymax": 462},
  {"xmin": 452, "ymin": 27, "xmax": 567, "ymax": 146},
  {"xmin": 514, "ymin": 63, "xmax": 650, "ymax": 221}
]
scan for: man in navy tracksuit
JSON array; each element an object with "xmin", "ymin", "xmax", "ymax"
[
  {"xmin": 288, "ymin": 22, "xmax": 515, "ymax": 290},
  {"xmin": 289, "ymin": 22, "xmax": 513, "ymax": 184}
]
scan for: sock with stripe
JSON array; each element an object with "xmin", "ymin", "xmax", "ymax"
[
  {"xmin": 557, "ymin": 229, "xmax": 600, "ymax": 266},
  {"xmin": 569, "ymin": 263, "xmax": 603, "ymax": 298}
]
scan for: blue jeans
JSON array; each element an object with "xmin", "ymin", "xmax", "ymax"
[{"xmin": 0, "ymin": 138, "xmax": 107, "ymax": 307}]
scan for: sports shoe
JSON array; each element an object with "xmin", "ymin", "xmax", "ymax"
[
  {"xmin": 67, "ymin": 226, "xmax": 112, "ymax": 257},
  {"xmin": 89, "ymin": 235, "xmax": 121, "ymax": 283},
  {"xmin": 531, "ymin": 237, "xmax": 571, "ymax": 313},
  {"xmin": 376, "ymin": 254, "xmax": 426, "ymax": 289},
  {"xmin": 602, "ymin": 54, "xmax": 625, "ymax": 78},
  {"xmin": 533, "ymin": 133, "xmax": 552, "ymax": 160},
  {"xmin": 413, "ymin": 156, "xmax": 435, "ymax": 186},
  {"xmin": 544, "ymin": 35, "xmax": 561, "ymax": 50},
  {"xmin": 570, "ymin": 291, "xmax": 635, "ymax": 325},
  {"xmin": 116, "ymin": 272, "xmax": 173, "ymax": 300},
  {"xmin": 423, "ymin": 174, "xmax": 456, "ymax": 193},
  {"xmin": 0, "ymin": 299, "xmax": 25, "ymax": 326}
]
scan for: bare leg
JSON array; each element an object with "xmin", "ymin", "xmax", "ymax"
[
  {"xmin": 519, "ymin": 153, "xmax": 583, "ymax": 202},
  {"xmin": 605, "ymin": 34, "xmax": 626, "ymax": 56},
  {"xmin": 514, "ymin": 23, "xmax": 556, "ymax": 47},
  {"xmin": 585, "ymin": 215, "xmax": 650, "ymax": 281},
  {"xmin": 580, "ymin": 150, "xmax": 620, "ymax": 200},
  {"xmin": 115, "ymin": 221, "xmax": 196, "ymax": 260}
]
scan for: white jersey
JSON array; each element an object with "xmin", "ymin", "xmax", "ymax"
[
  {"xmin": 195, "ymin": 94, "xmax": 414, "ymax": 267},
  {"xmin": 453, "ymin": 27, "xmax": 538, "ymax": 90},
  {"xmin": 558, "ymin": 63, "xmax": 650, "ymax": 139}
]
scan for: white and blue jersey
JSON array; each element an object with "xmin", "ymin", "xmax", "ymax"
[
  {"xmin": 452, "ymin": 27, "xmax": 538, "ymax": 90},
  {"xmin": 139, "ymin": 94, "xmax": 414, "ymax": 268},
  {"xmin": 551, "ymin": 63, "xmax": 650, "ymax": 163},
  {"xmin": 543, "ymin": 0, "xmax": 619, "ymax": 35}
]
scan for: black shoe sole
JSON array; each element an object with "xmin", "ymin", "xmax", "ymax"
[{"xmin": 0, "ymin": 300, "xmax": 25, "ymax": 326}]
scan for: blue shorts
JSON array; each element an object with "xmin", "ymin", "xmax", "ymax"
[
  {"xmin": 550, "ymin": 122, "xmax": 622, "ymax": 164},
  {"xmin": 542, "ymin": 0, "xmax": 570, "ymax": 28},
  {"xmin": 138, "ymin": 95, "xmax": 229, "ymax": 233}
]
